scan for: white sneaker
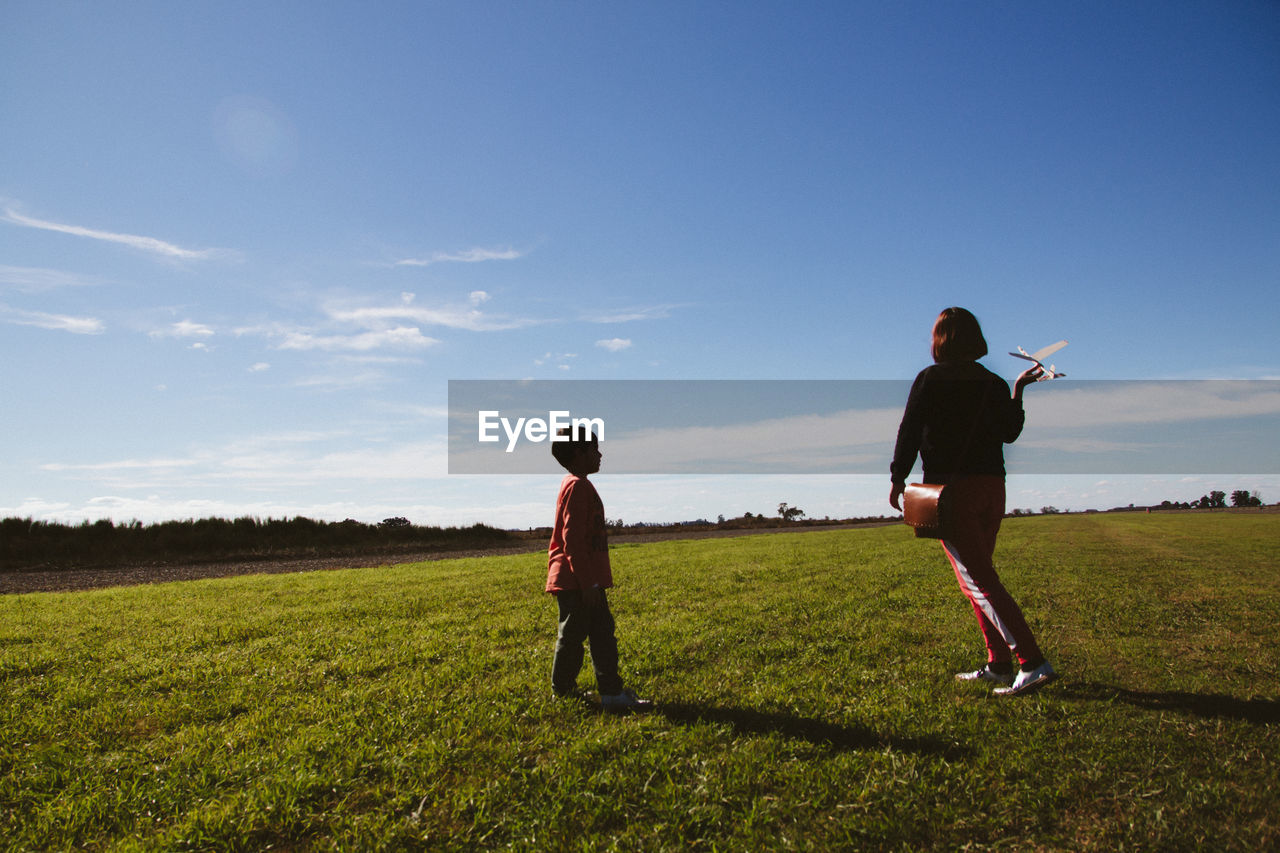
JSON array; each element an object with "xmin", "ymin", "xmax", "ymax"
[
  {"xmin": 955, "ymin": 664, "xmax": 1015, "ymax": 687},
  {"xmin": 993, "ymin": 661, "xmax": 1057, "ymax": 696},
  {"xmin": 601, "ymin": 688, "xmax": 653, "ymax": 712}
]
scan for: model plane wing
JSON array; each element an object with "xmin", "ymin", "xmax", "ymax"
[
  {"xmin": 1029, "ymin": 340, "xmax": 1068, "ymax": 362},
  {"xmin": 1008, "ymin": 340, "xmax": 1068, "ymax": 380}
]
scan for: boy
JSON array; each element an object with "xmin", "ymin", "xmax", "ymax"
[{"xmin": 546, "ymin": 426, "xmax": 651, "ymax": 711}]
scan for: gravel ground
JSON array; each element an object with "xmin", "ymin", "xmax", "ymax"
[{"xmin": 0, "ymin": 523, "xmax": 891, "ymax": 595}]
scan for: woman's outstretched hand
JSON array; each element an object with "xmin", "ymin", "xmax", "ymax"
[
  {"xmin": 1014, "ymin": 364, "xmax": 1044, "ymax": 400},
  {"xmin": 889, "ymin": 482, "xmax": 905, "ymax": 511}
]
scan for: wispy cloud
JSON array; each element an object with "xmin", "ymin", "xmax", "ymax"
[
  {"xmin": 294, "ymin": 371, "xmax": 391, "ymax": 391},
  {"xmin": 596, "ymin": 338, "xmax": 632, "ymax": 352},
  {"xmin": 394, "ymin": 247, "xmax": 523, "ymax": 266},
  {"xmin": 333, "ymin": 354, "xmax": 425, "ymax": 366},
  {"xmin": 583, "ymin": 304, "xmax": 677, "ymax": 323},
  {"xmin": 327, "ymin": 304, "xmax": 534, "ymax": 332},
  {"xmin": 150, "ymin": 320, "xmax": 215, "ymax": 339},
  {"xmin": 277, "ymin": 326, "xmax": 440, "ymax": 352},
  {"xmin": 236, "ymin": 319, "xmax": 439, "ymax": 353},
  {"xmin": 1029, "ymin": 381, "xmax": 1280, "ymax": 428},
  {"xmin": 325, "ymin": 292, "xmax": 538, "ymax": 332},
  {"xmin": 0, "ymin": 265, "xmax": 105, "ymax": 291},
  {"xmin": 1017, "ymin": 437, "xmax": 1169, "ymax": 454},
  {"xmin": 234, "ymin": 292, "xmax": 536, "ymax": 358},
  {"xmin": 1, "ymin": 205, "xmax": 224, "ymax": 261},
  {"xmin": 42, "ymin": 457, "xmax": 198, "ymax": 472},
  {"xmin": 0, "ymin": 303, "xmax": 104, "ymax": 334},
  {"xmin": 534, "ymin": 352, "xmax": 578, "ymax": 370},
  {"xmin": 38, "ymin": 434, "xmax": 449, "ymax": 492}
]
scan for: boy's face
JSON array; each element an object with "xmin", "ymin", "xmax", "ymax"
[{"xmin": 568, "ymin": 439, "xmax": 601, "ymax": 476}]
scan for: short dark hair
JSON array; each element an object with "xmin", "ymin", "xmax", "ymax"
[
  {"xmin": 551, "ymin": 425, "xmax": 598, "ymax": 470},
  {"xmin": 931, "ymin": 306, "xmax": 988, "ymax": 363}
]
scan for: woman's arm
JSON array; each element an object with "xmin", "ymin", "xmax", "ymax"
[{"xmin": 889, "ymin": 371, "xmax": 929, "ymax": 508}]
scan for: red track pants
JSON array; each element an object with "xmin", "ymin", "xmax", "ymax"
[{"xmin": 940, "ymin": 475, "xmax": 1043, "ymax": 667}]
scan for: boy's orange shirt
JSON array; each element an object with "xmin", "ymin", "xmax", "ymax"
[{"xmin": 546, "ymin": 474, "xmax": 613, "ymax": 593}]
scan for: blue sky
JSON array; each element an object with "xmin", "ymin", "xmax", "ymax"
[{"xmin": 3, "ymin": 1, "xmax": 1278, "ymax": 527}]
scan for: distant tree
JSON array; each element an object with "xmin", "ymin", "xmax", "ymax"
[
  {"xmin": 1231, "ymin": 490, "xmax": 1263, "ymax": 507},
  {"xmin": 1209, "ymin": 490, "xmax": 1227, "ymax": 508},
  {"xmin": 379, "ymin": 516, "xmax": 411, "ymax": 528},
  {"xmin": 1040, "ymin": 506, "xmax": 1061, "ymax": 515},
  {"xmin": 778, "ymin": 502, "xmax": 805, "ymax": 522}
]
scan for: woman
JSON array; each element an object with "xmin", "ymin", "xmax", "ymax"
[{"xmin": 889, "ymin": 307, "xmax": 1056, "ymax": 696}]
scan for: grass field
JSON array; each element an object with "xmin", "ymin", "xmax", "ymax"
[{"xmin": 2, "ymin": 512, "xmax": 1277, "ymax": 851}]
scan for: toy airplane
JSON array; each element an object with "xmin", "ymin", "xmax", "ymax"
[{"xmin": 1008, "ymin": 339, "xmax": 1068, "ymax": 380}]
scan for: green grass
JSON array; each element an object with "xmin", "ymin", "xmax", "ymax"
[{"xmin": 2, "ymin": 512, "xmax": 1277, "ymax": 851}]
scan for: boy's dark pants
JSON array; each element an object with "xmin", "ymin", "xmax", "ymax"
[{"xmin": 552, "ymin": 590, "xmax": 623, "ymax": 696}]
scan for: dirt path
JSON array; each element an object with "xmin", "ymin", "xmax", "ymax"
[{"xmin": 0, "ymin": 523, "xmax": 892, "ymax": 594}]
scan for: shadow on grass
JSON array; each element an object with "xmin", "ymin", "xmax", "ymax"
[
  {"xmin": 1059, "ymin": 681, "xmax": 1280, "ymax": 724},
  {"xmin": 654, "ymin": 702, "xmax": 970, "ymax": 758}
]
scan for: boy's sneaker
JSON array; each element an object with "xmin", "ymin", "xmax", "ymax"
[
  {"xmin": 955, "ymin": 664, "xmax": 1015, "ymax": 687},
  {"xmin": 601, "ymin": 688, "xmax": 653, "ymax": 713},
  {"xmin": 993, "ymin": 661, "xmax": 1057, "ymax": 697}
]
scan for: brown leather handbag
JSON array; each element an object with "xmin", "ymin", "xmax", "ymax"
[{"xmin": 903, "ymin": 482, "xmax": 950, "ymax": 539}]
